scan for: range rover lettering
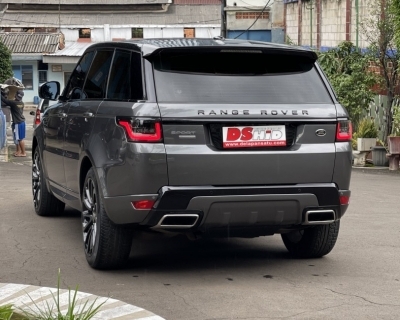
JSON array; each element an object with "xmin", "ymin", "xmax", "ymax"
[{"xmin": 32, "ymin": 38, "xmax": 352, "ymax": 269}]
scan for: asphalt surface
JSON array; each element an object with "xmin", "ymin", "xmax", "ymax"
[
  {"xmin": 0, "ymin": 108, "xmax": 165, "ymax": 319},
  {"xmin": 0, "ymin": 112, "xmax": 400, "ymax": 319}
]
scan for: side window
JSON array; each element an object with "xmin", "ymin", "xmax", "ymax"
[
  {"xmin": 107, "ymin": 50, "xmax": 131, "ymax": 100},
  {"xmin": 83, "ymin": 50, "xmax": 114, "ymax": 99},
  {"xmin": 130, "ymin": 52, "xmax": 144, "ymax": 100},
  {"xmin": 64, "ymin": 51, "xmax": 95, "ymax": 100}
]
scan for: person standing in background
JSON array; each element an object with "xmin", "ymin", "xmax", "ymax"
[{"xmin": 0, "ymin": 88, "xmax": 26, "ymax": 157}]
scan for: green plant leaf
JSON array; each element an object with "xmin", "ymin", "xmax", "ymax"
[{"xmin": 17, "ymin": 270, "xmax": 107, "ymax": 320}]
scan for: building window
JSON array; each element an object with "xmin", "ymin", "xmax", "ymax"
[
  {"xmin": 131, "ymin": 28, "xmax": 143, "ymax": 39},
  {"xmin": 184, "ymin": 28, "xmax": 195, "ymax": 38},
  {"xmin": 12, "ymin": 65, "xmax": 33, "ymax": 90},
  {"xmin": 236, "ymin": 12, "xmax": 270, "ymax": 19},
  {"xmin": 39, "ymin": 71, "xmax": 47, "ymax": 83},
  {"xmin": 79, "ymin": 28, "xmax": 91, "ymax": 39}
]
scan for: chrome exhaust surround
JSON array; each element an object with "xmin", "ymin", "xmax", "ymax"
[
  {"xmin": 303, "ymin": 210, "xmax": 335, "ymax": 225},
  {"xmin": 153, "ymin": 214, "xmax": 200, "ymax": 229}
]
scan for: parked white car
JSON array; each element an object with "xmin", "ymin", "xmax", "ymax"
[{"xmin": 30, "ymin": 98, "xmax": 50, "ymax": 128}]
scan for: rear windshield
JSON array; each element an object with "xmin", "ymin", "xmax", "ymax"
[{"xmin": 152, "ymin": 50, "xmax": 333, "ymax": 104}]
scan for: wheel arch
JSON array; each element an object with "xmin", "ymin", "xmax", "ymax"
[{"xmin": 80, "ymin": 156, "xmax": 94, "ymax": 199}]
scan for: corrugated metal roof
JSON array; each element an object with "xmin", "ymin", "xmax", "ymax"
[
  {"xmin": 45, "ymin": 41, "xmax": 93, "ymax": 57},
  {"xmin": 0, "ymin": 32, "xmax": 60, "ymax": 53},
  {"xmin": 0, "ymin": 5, "xmax": 221, "ymax": 27}
]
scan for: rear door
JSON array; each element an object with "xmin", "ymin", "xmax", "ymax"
[
  {"xmin": 151, "ymin": 48, "xmax": 339, "ymax": 186},
  {"xmin": 42, "ymin": 101, "xmax": 69, "ymax": 189},
  {"xmin": 64, "ymin": 49, "xmax": 114, "ymax": 200}
]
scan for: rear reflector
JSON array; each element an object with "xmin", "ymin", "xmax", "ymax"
[
  {"xmin": 340, "ymin": 195, "xmax": 350, "ymax": 205},
  {"xmin": 118, "ymin": 118, "xmax": 162, "ymax": 142},
  {"xmin": 336, "ymin": 120, "xmax": 352, "ymax": 142},
  {"xmin": 132, "ymin": 200, "xmax": 155, "ymax": 210}
]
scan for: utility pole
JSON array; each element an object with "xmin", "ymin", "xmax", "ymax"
[{"xmin": 221, "ymin": 0, "xmax": 227, "ymax": 37}]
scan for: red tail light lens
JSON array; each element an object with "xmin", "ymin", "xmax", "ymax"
[
  {"xmin": 117, "ymin": 118, "xmax": 162, "ymax": 142},
  {"xmin": 336, "ymin": 120, "xmax": 352, "ymax": 142},
  {"xmin": 35, "ymin": 109, "xmax": 41, "ymax": 125},
  {"xmin": 132, "ymin": 200, "xmax": 155, "ymax": 210},
  {"xmin": 340, "ymin": 195, "xmax": 350, "ymax": 205}
]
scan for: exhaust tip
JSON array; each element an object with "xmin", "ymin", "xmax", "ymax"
[
  {"xmin": 154, "ymin": 214, "xmax": 199, "ymax": 229},
  {"xmin": 303, "ymin": 210, "xmax": 335, "ymax": 225}
]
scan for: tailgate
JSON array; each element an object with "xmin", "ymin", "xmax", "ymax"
[{"xmin": 161, "ymin": 104, "xmax": 338, "ymax": 186}]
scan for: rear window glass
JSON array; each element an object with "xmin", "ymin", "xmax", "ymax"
[{"xmin": 152, "ymin": 50, "xmax": 332, "ymax": 104}]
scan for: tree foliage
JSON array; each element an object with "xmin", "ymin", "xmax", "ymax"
[
  {"xmin": 317, "ymin": 41, "xmax": 378, "ymax": 131},
  {"xmin": 391, "ymin": 0, "xmax": 400, "ymax": 51},
  {"xmin": 0, "ymin": 39, "xmax": 13, "ymax": 83},
  {"xmin": 361, "ymin": 0, "xmax": 399, "ymax": 140}
]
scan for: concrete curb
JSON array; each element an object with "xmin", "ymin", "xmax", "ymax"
[{"xmin": 0, "ymin": 283, "xmax": 165, "ymax": 320}]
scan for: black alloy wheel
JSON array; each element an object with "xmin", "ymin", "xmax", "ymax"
[
  {"xmin": 31, "ymin": 148, "xmax": 65, "ymax": 216},
  {"xmin": 32, "ymin": 150, "xmax": 42, "ymax": 211},
  {"xmin": 81, "ymin": 168, "xmax": 133, "ymax": 269},
  {"xmin": 82, "ymin": 175, "xmax": 98, "ymax": 256}
]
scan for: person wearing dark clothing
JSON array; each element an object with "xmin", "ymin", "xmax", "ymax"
[{"xmin": 1, "ymin": 91, "xmax": 26, "ymax": 157}]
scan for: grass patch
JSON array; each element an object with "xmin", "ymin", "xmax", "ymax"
[{"xmin": 0, "ymin": 304, "xmax": 13, "ymax": 320}]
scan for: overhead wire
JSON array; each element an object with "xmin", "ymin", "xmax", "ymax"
[{"xmin": 233, "ymin": 0, "xmax": 271, "ymax": 39}]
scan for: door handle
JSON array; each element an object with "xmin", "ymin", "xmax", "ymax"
[
  {"xmin": 58, "ymin": 113, "xmax": 67, "ymax": 118},
  {"xmin": 83, "ymin": 112, "xmax": 94, "ymax": 118}
]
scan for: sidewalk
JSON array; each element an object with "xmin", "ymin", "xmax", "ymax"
[{"xmin": 0, "ymin": 283, "xmax": 165, "ymax": 319}]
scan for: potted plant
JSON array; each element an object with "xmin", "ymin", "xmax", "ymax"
[
  {"xmin": 356, "ymin": 118, "xmax": 378, "ymax": 151},
  {"xmin": 352, "ymin": 118, "xmax": 378, "ymax": 166},
  {"xmin": 388, "ymin": 105, "xmax": 400, "ymax": 154}
]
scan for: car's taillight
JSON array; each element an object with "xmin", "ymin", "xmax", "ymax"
[
  {"xmin": 340, "ymin": 195, "xmax": 350, "ymax": 205},
  {"xmin": 336, "ymin": 120, "xmax": 352, "ymax": 142},
  {"xmin": 132, "ymin": 200, "xmax": 155, "ymax": 210},
  {"xmin": 117, "ymin": 118, "xmax": 162, "ymax": 142},
  {"xmin": 35, "ymin": 109, "xmax": 41, "ymax": 125}
]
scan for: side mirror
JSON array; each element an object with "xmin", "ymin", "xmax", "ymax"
[{"xmin": 38, "ymin": 81, "xmax": 60, "ymax": 101}]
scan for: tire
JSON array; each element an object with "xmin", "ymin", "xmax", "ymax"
[
  {"xmin": 281, "ymin": 221, "xmax": 340, "ymax": 258},
  {"xmin": 32, "ymin": 148, "xmax": 65, "ymax": 216},
  {"xmin": 81, "ymin": 168, "xmax": 133, "ymax": 269}
]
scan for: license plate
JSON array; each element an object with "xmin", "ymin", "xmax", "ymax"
[{"xmin": 222, "ymin": 125, "xmax": 286, "ymax": 148}]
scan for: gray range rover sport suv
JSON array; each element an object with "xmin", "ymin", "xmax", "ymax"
[{"xmin": 33, "ymin": 38, "xmax": 352, "ymax": 269}]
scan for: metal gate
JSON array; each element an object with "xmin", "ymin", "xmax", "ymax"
[{"xmin": 227, "ymin": 30, "xmax": 272, "ymax": 42}]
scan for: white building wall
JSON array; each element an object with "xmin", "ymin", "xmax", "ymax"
[
  {"xmin": 351, "ymin": 0, "xmax": 374, "ymax": 49},
  {"xmin": 285, "ymin": 2, "xmax": 298, "ymax": 44},
  {"xmin": 62, "ymin": 29, "xmax": 79, "ymax": 42},
  {"xmin": 110, "ymin": 28, "xmax": 132, "ymax": 40},
  {"xmin": 160, "ymin": 27, "xmax": 183, "ymax": 37},
  {"xmin": 301, "ymin": 1, "xmax": 317, "ymax": 47},
  {"xmin": 62, "ymin": 25, "xmax": 221, "ymax": 41},
  {"xmin": 319, "ymin": 0, "xmax": 346, "ymax": 48},
  {"xmin": 226, "ymin": 0, "xmax": 271, "ymax": 6},
  {"xmin": 91, "ymin": 28, "xmax": 105, "ymax": 42},
  {"xmin": 226, "ymin": 11, "xmax": 271, "ymax": 30},
  {"xmin": 144, "ymin": 28, "xmax": 164, "ymax": 38},
  {"xmin": 47, "ymin": 64, "xmax": 75, "ymax": 91},
  {"xmin": 285, "ymin": 0, "xmax": 375, "ymax": 49},
  {"xmin": 195, "ymin": 27, "xmax": 220, "ymax": 38}
]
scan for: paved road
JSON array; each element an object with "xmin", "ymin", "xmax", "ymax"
[{"xmin": 0, "ymin": 162, "xmax": 399, "ymax": 320}]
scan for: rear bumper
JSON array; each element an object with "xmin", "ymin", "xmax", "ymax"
[{"xmin": 104, "ymin": 184, "xmax": 350, "ymax": 235}]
